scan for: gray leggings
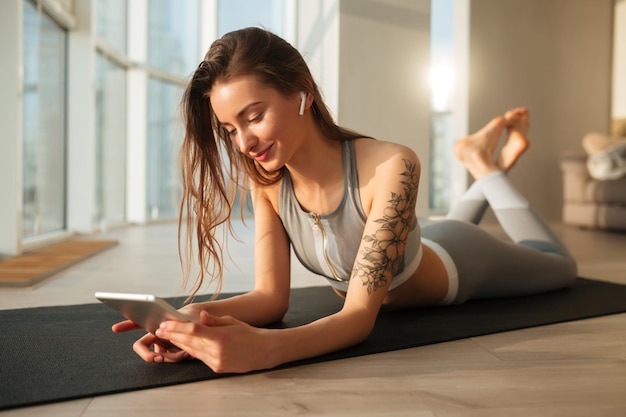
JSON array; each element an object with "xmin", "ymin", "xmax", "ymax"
[{"xmin": 422, "ymin": 171, "xmax": 577, "ymax": 304}]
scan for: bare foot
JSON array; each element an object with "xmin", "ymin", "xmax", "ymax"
[
  {"xmin": 454, "ymin": 116, "xmax": 506, "ymax": 180},
  {"xmin": 499, "ymin": 107, "xmax": 530, "ymax": 171}
]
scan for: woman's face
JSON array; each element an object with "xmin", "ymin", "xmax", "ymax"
[{"xmin": 210, "ymin": 75, "xmax": 304, "ymax": 172}]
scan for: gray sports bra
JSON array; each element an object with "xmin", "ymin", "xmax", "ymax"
[{"xmin": 278, "ymin": 140, "xmax": 423, "ymax": 292}]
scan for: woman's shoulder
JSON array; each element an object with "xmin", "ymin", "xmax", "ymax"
[
  {"xmin": 353, "ymin": 138, "xmax": 419, "ymax": 173},
  {"xmin": 250, "ymin": 179, "xmax": 282, "ymax": 214},
  {"xmin": 352, "ymin": 138, "xmax": 420, "ymax": 215}
]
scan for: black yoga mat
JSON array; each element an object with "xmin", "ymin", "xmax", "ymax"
[{"xmin": 2, "ymin": 277, "xmax": 626, "ymax": 410}]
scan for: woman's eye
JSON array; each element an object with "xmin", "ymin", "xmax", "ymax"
[
  {"xmin": 249, "ymin": 113, "xmax": 263, "ymax": 123},
  {"xmin": 227, "ymin": 128, "xmax": 236, "ymax": 137}
]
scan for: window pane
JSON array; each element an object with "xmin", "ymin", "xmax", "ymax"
[
  {"xmin": 429, "ymin": 0, "xmax": 455, "ymax": 214},
  {"xmin": 429, "ymin": 113, "xmax": 453, "ymax": 212},
  {"xmin": 148, "ymin": 0, "xmax": 200, "ymax": 77},
  {"xmin": 218, "ymin": 0, "xmax": 285, "ymax": 37},
  {"xmin": 95, "ymin": 0, "xmax": 127, "ymax": 53},
  {"xmin": 22, "ymin": 1, "xmax": 67, "ymax": 239},
  {"xmin": 95, "ymin": 53, "xmax": 127, "ymax": 228},
  {"xmin": 146, "ymin": 78, "xmax": 183, "ymax": 220}
]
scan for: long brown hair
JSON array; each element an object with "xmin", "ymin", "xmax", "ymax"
[{"xmin": 179, "ymin": 27, "xmax": 364, "ymax": 299}]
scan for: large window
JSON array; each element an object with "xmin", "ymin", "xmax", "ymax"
[
  {"xmin": 146, "ymin": 0, "xmax": 200, "ymax": 220},
  {"xmin": 22, "ymin": 0, "xmax": 67, "ymax": 240},
  {"xmin": 218, "ymin": 0, "xmax": 286, "ymax": 37},
  {"xmin": 146, "ymin": 79, "xmax": 183, "ymax": 220},
  {"xmin": 95, "ymin": 0, "xmax": 127, "ymax": 53},
  {"xmin": 95, "ymin": 53, "xmax": 127, "ymax": 228},
  {"xmin": 143, "ymin": 0, "xmax": 290, "ymax": 221},
  {"xmin": 429, "ymin": 0, "xmax": 456, "ymax": 214},
  {"xmin": 148, "ymin": 0, "xmax": 200, "ymax": 78},
  {"xmin": 94, "ymin": 0, "xmax": 128, "ymax": 229}
]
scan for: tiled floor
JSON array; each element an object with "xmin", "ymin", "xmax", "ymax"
[{"xmin": 1, "ymin": 220, "xmax": 625, "ymax": 416}]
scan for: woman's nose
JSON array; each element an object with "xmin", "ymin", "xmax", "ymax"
[{"xmin": 235, "ymin": 127, "xmax": 259, "ymax": 154}]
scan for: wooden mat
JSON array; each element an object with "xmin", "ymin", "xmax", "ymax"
[{"xmin": 0, "ymin": 240, "xmax": 118, "ymax": 287}]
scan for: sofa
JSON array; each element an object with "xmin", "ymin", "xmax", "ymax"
[{"xmin": 560, "ymin": 152, "xmax": 626, "ymax": 231}]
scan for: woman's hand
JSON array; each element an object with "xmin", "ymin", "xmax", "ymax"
[
  {"xmin": 111, "ymin": 319, "xmax": 192, "ymax": 363},
  {"xmin": 131, "ymin": 332, "xmax": 191, "ymax": 363},
  {"xmin": 110, "ymin": 302, "xmax": 213, "ymax": 363},
  {"xmin": 177, "ymin": 302, "xmax": 210, "ymax": 321},
  {"xmin": 155, "ymin": 311, "xmax": 273, "ymax": 373}
]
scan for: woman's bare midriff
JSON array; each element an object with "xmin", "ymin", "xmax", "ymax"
[{"xmin": 382, "ymin": 244, "xmax": 449, "ymax": 308}]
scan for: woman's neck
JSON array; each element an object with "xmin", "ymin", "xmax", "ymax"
[
  {"xmin": 285, "ymin": 134, "xmax": 345, "ymax": 189},
  {"xmin": 285, "ymin": 134, "xmax": 347, "ymax": 214}
]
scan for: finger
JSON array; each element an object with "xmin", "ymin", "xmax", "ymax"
[
  {"xmin": 153, "ymin": 344, "xmax": 190, "ymax": 363},
  {"xmin": 112, "ymin": 320, "xmax": 141, "ymax": 332},
  {"xmin": 199, "ymin": 311, "xmax": 236, "ymax": 326},
  {"xmin": 200, "ymin": 311, "xmax": 215, "ymax": 325},
  {"xmin": 132, "ymin": 334, "xmax": 162, "ymax": 362},
  {"xmin": 155, "ymin": 325, "xmax": 205, "ymax": 358},
  {"xmin": 158, "ymin": 336, "xmax": 202, "ymax": 365},
  {"xmin": 131, "ymin": 334, "xmax": 187, "ymax": 363}
]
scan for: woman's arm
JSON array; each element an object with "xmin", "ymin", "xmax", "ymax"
[
  {"xmin": 180, "ymin": 185, "xmax": 292, "ymax": 327},
  {"xmin": 115, "ymin": 184, "xmax": 293, "ymax": 363},
  {"xmin": 156, "ymin": 146, "xmax": 421, "ymax": 372}
]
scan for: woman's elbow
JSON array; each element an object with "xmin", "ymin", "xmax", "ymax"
[
  {"xmin": 273, "ymin": 302, "xmax": 289, "ymax": 323},
  {"xmin": 264, "ymin": 297, "xmax": 289, "ymax": 324},
  {"xmin": 342, "ymin": 308, "xmax": 377, "ymax": 344}
]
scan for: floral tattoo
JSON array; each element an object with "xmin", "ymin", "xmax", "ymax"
[{"xmin": 353, "ymin": 159, "xmax": 419, "ymax": 295}]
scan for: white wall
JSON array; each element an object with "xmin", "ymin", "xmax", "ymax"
[
  {"xmin": 469, "ymin": 0, "xmax": 613, "ymax": 222},
  {"xmin": 613, "ymin": 0, "xmax": 626, "ymax": 121},
  {"xmin": 336, "ymin": 0, "xmax": 432, "ymax": 216}
]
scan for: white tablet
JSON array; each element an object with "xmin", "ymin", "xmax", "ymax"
[{"xmin": 95, "ymin": 292, "xmax": 191, "ymax": 334}]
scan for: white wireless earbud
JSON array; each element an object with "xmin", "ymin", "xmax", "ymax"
[{"xmin": 299, "ymin": 91, "xmax": 306, "ymax": 116}]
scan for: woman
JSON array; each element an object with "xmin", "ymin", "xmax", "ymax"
[{"xmin": 113, "ymin": 27, "xmax": 577, "ymax": 373}]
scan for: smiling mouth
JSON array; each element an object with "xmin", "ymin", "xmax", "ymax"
[{"xmin": 253, "ymin": 145, "xmax": 273, "ymax": 161}]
